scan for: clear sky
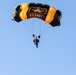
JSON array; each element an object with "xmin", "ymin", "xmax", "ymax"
[{"xmin": 0, "ymin": 0, "xmax": 76, "ymax": 75}]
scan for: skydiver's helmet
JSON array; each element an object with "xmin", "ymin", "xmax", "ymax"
[{"xmin": 50, "ymin": 10, "xmax": 62, "ymax": 27}]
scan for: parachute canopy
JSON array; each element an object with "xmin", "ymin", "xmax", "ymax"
[{"xmin": 12, "ymin": 3, "xmax": 62, "ymax": 27}]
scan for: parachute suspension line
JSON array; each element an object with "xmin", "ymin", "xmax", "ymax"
[
  {"xmin": 39, "ymin": 20, "xmax": 42, "ymax": 36},
  {"xmin": 38, "ymin": 21, "xmax": 48, "ymax": 37},
  {"xmin": 41, "ymin": 25, "xmax": 48, "ymax": 36},
  {"xmin": 21, "ymin": 22, "xmax": 32, "ymax": 34},
  {"xmin": 32, "ymin": 19, "xmax": 35, "ymax": 34}
]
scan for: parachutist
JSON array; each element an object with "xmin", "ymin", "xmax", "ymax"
[
  {"xmin": 12, "ymin": 3, "xmax": 62, "ymax": 48},
  {"xmin": 33, "ymin": 34, "xmax": 40, "ymax": 48}
]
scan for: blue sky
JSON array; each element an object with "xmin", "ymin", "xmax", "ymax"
[{"xmin": 0, "ymin": 0, "xmax": 76, "ymax": 75}]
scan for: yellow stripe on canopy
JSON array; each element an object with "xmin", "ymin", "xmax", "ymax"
[
  {"xmin": 19, "ymin": 3, "xmax": 29, "ymax": 20},
  {"xmin": 45, "ymin": 6, "xmax": 56, "ymax": 24}
]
